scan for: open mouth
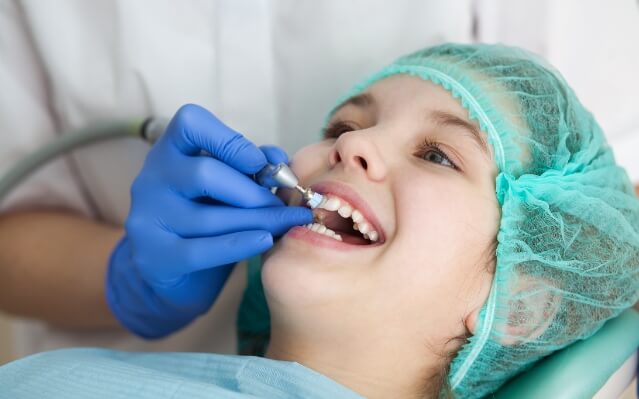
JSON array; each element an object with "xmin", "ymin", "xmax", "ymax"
[{"xmin": 300, "ymin": 182, "xmax": 386, "ymax": 246}]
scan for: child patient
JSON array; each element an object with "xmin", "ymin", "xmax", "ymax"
[
  {"xmin": 2, "ymin": 44, "xmax": 639, "ymax": 399},
  {"xmin": 242, "ymin": 43, "xmax": 639, "ymax": 398}
]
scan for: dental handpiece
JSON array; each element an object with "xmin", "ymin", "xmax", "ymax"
[{"xmin": 255, "ymin": 163, "xmax": 324, "ymax": 208}]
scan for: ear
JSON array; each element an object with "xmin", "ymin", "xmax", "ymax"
[
  {"xmin": 463, "ymin": 263, "xmax": 496, "ymax": 336},
  {"xmin": 463, "ymin": 267, "xmax": 495, "ymax": 336},
  {"xmin": 464, "ymin": 306, "xmax": 481, "ymax": 335},
  {"xmin": 463, "ymin": 274, "xmax": 560, "ymax": 344},
  {"xmin": 496, "ymin": 274, "xmax": 561, "ymax": 346}
]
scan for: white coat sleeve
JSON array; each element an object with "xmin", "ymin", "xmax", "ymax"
[{"xmin": 0, "ymin": 1, "xmax": 93, "ymax": 215}]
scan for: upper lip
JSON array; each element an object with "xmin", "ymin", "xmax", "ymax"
[{"xmin": 308, "ymin": 180, "xmax": 386, "ymax": 244}]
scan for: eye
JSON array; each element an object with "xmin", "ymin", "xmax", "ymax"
[
  {"xmin": 416, "ymin": 140, "xmax": 458, "ymax": 170},
  {"xmin": 323, "ymin": 121, "xmax": 357, "ymax": 139},
  {"xmin": 423, "ymin": 150, "xmax": 452, "ymax": 166}
]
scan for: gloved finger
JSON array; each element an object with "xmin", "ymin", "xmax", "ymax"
[
  {"xmin": 259, "ymin": 145, "xmax": 289, "ymax": 165},
  {"xmin": 167, "ymin": 156, "xmax": 284, "ymax": 208},
  {"xmin": 164, "ymin": 202, "xmax": 312, "ymax": 238},
  {"xmin": 161, "ymin": 231, "xmax": 274, "ymax": 277},
  {"xmin": 165, "ymin": 104, "xmax": 267, "ymax": 174}
]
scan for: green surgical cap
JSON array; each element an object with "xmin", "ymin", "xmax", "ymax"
[{"xmin": 337, "ymin": 43, "xmax": 639, "ymax": 397}]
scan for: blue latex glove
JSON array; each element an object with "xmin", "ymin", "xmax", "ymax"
[{"xmin": 106, "ymin": 104, "xmax": 312, "ymax": 338}]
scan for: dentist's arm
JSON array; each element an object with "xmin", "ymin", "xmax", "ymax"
[{"xmin": 0, "ymin": 210, "xmax": 122, "ymax": 328}]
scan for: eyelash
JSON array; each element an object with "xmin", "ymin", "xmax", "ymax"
[
  {"xmin": 322, "ymin": 121, "xmax": 356, "ymax": 139},
  {"xmin": 322, "ymin": 121, "xmax": 459, "ymax": 170}
]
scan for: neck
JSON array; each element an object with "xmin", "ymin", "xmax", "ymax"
[{"xmin": 265, "ymin": 320, "xmax": 445, "ymax": 399}]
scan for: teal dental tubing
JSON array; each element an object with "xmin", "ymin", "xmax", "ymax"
[{"xmin": 0, "ymin": 118, "xmax": 167, "ymax": 203}]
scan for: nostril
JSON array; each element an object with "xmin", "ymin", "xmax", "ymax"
[
  {"xmin": 332, "ymin": 152, "xmax": 341, "ymax": 164},
  {"xmin": 356, "ymin": 156, "xmax": 368, "ymax": 170}
]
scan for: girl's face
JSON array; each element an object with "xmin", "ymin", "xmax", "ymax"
[{"xmin": 263, "ymin": 75, "xmax": 500, "ymax": 353}]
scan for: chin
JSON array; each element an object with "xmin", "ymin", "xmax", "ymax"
[
  {"xmin": 263, "ymin": 241, "xmax": 316, "ymax": 306},
  {"xmin": 261, "ymin": 239, "xmax": 352, "ymax": 310}
]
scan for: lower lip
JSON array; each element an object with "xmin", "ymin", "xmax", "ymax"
[{"xmin": 286, "ymin": 226, "xmax": 382, "ymax": 251}]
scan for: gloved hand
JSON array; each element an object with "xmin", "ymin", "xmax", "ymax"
[{"xmin": 106, "ymin": 104, "xmax": 312, "ymax": 338}]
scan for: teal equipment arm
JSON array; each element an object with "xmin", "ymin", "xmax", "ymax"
[{"xmin": 494, "ymin": 308, "xmax": 639, "ymax": 399}]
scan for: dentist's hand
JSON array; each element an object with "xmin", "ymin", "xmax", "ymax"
[{"xmin": 106, "ymin": 104, "xmax": 312, "ymax": 338}]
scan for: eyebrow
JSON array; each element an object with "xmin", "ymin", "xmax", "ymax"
[{"xmin": 429, "ymin": 110, "xmax": 490, "ymax": 157}]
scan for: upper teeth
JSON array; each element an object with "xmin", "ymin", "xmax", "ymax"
[{"xmin": 305, "ymin": 195, "xmax": 380, "ymax": 242}]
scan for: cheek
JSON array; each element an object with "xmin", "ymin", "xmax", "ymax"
[
  {"xmin": 399, "ymin": 178, "xmax": 498, "ymax": 246},
  {"xmin": 396, "ymin": 180, "xmax": 470, "ymax": 252},
  {"xmin": 289, "ymin": 142, "xmax": 332, "ymax": 183},
  {"xmin": 386, "ymin": 177, "xmax": 498, "ymax": 289}
]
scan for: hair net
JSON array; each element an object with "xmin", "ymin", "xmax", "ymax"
[
  {"xmin": 334, "ymin": 43, "xmax": 639, "ymax": 397},
  {"xmin": 236, "ymin": 43, "xmax": 639, "ymax": 397}
]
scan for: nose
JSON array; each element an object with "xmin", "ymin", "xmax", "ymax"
[{"xmin": 328, "ymin": 130, "xmax": 387, "ymax": 181}]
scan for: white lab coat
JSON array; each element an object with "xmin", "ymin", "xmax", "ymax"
[{"xmin": 0, "ymin": 0, "xmax": 637, "ymax": 359}]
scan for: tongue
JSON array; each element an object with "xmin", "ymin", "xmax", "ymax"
[
  {"xmin": 315, "ymin": 209, "xmax": 369, "ymax": 245},
  {"xmin": 339, "ymin": 232, "xmax": 369, "ymax": 245}
]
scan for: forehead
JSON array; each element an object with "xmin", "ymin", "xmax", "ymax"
[{"xmin": 362, "ymin": 75, "xmax": 468, "ymax": 118}]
